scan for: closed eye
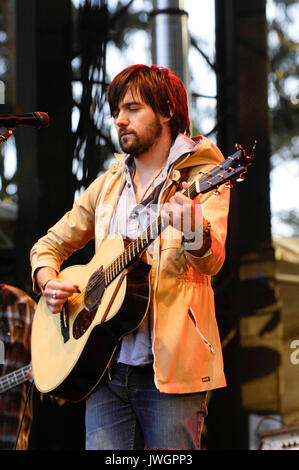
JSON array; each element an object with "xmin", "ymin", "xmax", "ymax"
[{"xmin": 112, "ymin": 101, "xmax": 144, "ymax": 120}]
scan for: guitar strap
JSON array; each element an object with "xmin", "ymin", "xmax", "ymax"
[{"xmin": 163, "ymin": 167, "xmax": 191, "ymax": 203}]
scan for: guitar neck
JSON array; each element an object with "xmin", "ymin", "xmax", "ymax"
[
  {"xmin": 103, "ymin": 216, "xmax": 164, "ymax": 285},
  {"xmin": 0, "ymin": 364, "xmax": 32, "ymax": 393},
  {"xmin": 103, "ymin": 147, "xmax": 249, "ymax": 285}
]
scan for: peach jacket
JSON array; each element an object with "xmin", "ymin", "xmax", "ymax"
[{"xmin": 30, "ymin": 136, "xmax": 230, "ymax": 394}]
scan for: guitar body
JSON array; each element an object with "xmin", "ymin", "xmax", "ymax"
[{"xmin": 31, "ymin": 233, "xmax": 151, "ymax": 402}]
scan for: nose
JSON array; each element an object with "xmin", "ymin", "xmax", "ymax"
[{"xmin": 115, "ymin": 108, "xmax": 129, "ymax": 128}]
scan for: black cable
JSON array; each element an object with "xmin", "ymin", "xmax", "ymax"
[{"xmin": 14, "ymin": 379, "xmax": 34, "ymax": 450}]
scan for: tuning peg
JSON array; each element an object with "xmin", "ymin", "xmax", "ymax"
[
  {"xmin": 235, "ymin": 143, "xmax": 245, "ymax": 155},
  {"xmin": 225, "ymin": 182, "xmax": 233, "ymax": 188},
  {"xmin": 214, "ymin": 188, "xmax": 220, "ymax": 195},
  {"xmin": 250, "ymin": 140, "xmax": 257, "ymax": 159},
  {"xmin": 236, "ymin": 174, "xmax": 245, "ymax": 183}
]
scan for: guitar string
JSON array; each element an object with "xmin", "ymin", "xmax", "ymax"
[
  {"xmin": 1, "ymin": 366, "xmax": 31, "ymax": 382},
  {"xmin": 63, "ymin": 156, "xmax": 238, "ymax": 303},
  {"xmin": 70, "ymin": 218, "xmax": 163, "ymax": 303},
  {"xmin": 67, "ymin": 168, "xmax": 222, "ymax": 303},
  {"xmin": 69, "ymin": 208, "xmax": 170, "ymax": 304},
  {"xmin": 71, "ymin": 181, "xmax": 198, "ymax": 303},
  {"xmin": 0, "ymin": 365, "xmax": 31, "ymax": 391}
]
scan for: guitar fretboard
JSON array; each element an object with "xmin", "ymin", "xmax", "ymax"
[
  {"xmin": 101, "ymin": 148, "xmax": 245, "ymax": 287},
  {"xmin": 103, "ymin": 180, "xmax": 199, "ymax": 285},
  {"xmin": 0, "ymin": 364, "xmax": 32, "ymax": 393}
]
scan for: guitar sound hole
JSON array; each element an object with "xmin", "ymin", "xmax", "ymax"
[{"xmin": 84, "ymin": 266, "xmax": 105, "ymax": 311}]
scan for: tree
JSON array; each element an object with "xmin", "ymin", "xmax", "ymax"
[{"xmin": 268, "ymin": 0, "xmax": 299, "ymax": 235}]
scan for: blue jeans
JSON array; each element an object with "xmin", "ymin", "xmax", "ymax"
[{"xmin": 85, "ymin": 362, "xmax": 207, "ymax": 450}]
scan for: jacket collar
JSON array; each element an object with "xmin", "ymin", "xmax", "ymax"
[{"xmin": 112, "ymin": 134, "xmax": 224, "ymax": 172}]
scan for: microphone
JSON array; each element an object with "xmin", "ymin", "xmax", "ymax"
[{"xmin": 0, "ymin": 112, "xmax": 50, "ymax": 129}]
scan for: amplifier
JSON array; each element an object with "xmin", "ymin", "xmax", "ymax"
[{"xmin": 259, "ymin": 425, "xmax": 299, "ymax": 450}]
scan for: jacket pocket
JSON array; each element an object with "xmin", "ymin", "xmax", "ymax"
[{"xmin": 188, "ymin": 306, "xmax": 215, "ymax": 354}]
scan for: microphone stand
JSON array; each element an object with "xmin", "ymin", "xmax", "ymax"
[{"xmin": 0, "ymin": 128, "xmax": 14, "ymax": 145}]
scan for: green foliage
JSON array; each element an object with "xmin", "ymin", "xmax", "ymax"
[
  {"xmin": 276, "ymin": 209, "xmax": 299, "ymax": 236},
  {"xmin": 268, "ymin": 14, "xmax": 299, "ymax": 156},
  {"xmin": 71, "ymin": 0, "xmax": 150, "ymax": 194}
]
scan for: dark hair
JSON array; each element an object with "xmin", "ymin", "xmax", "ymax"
[{"xmin": 107, "ymin": 64, "xmax": 190, "ymax": 138}]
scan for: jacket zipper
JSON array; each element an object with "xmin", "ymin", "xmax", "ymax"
[{"xmin": 188, "ymin": 307, "xmax": 215, "ymax": 354}]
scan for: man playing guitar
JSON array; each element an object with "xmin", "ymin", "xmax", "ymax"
[{"xmin": 30, "ymin": 64, "xmax": 230, "ymax": 450}]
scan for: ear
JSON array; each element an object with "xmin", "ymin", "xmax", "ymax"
[
  {"xmin": 160, "ymin": 101, "xmax": 173, "ymax": 125},
  {"xmin": 161, "ymin": 114, "xmax": 172, "ymax": 124}
]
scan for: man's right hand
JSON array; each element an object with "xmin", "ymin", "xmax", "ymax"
[
  {"xmin": 36, "ymin": 267, "xmax": 80, "ymax": 314},
  {"xmin": 42, "ymin": 278, "xmax": 80, "ymax": 314}
]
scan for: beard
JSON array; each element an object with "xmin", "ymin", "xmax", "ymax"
[{"xmin": 119, "ymin": 115, "xmax": 162, "ymax": 157}]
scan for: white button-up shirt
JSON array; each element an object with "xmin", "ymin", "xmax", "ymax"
[{"xmin": 109, "ymin": 133, "xmax": 201, "ymax": 365}]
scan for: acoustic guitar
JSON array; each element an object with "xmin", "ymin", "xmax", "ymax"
[{"xmin": 31, "ymin": 144, "xmax": 254, "ymax": 402}]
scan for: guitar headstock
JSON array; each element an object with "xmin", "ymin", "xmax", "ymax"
[{"xmin": 198, "ymin": 140, "xmax": 256, "ymax": 195}]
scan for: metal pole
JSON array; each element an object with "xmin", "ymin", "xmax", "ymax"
[{"xmin": 150, "ymin": 0, "xmax": 190, "ymax": 106}]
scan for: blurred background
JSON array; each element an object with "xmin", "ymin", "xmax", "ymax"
[{"xmin": 0, "ymin": 0, "xmax": 298, "ymax": 450}]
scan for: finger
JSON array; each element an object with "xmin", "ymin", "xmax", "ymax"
[
  {"xmin": 171, "ymin": 200, "xmax": 198, "ymax": 233},
  {"xmin": 49, "ymin": 279, "xmax": 79, "ymax": 291},
  {"xmin": 45, "ymin": 298, "xmax": 62, "ymax": 314},
  {"xmin": 48, "ymin": 304, "xmax": 63, "ymax": 314},
  {"xmin": 160, "ymin": 203, "xmax": 171, "ymax": 221},
  {"xmin": 47, "ymin": 288, "xmax": 75, "ymax": 305},
  {"xmin": 47, "ymin": 294, "xmax": 67, "ymax": 313},
  {"xmin": 181, "ymin": 181, "xmax": 190, "ymax": 189},
  {"xmin": 162, "ymin": 201, "xmax": 183, "ymax": 231},
  {"xmin": 46, "ymin": 289, "xmax": 64, "ymax": 301},
  {"xmin": 45, "ymin": 279, "xmax": 80, "ymax": 296},
  {"xmin": 58, "ymin": 284, "xmax": 80, "ymax": 295},
  {"xmin": 172, "ymin": 191, "xmax": 193, "ymax": 206},
  {"xmin": 45, "ymin": 288, "xmax": 72, "ymax": 315},
  {"xmin": 26, "ymin": 370, "xmax": 34, "ymax": 380}
]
